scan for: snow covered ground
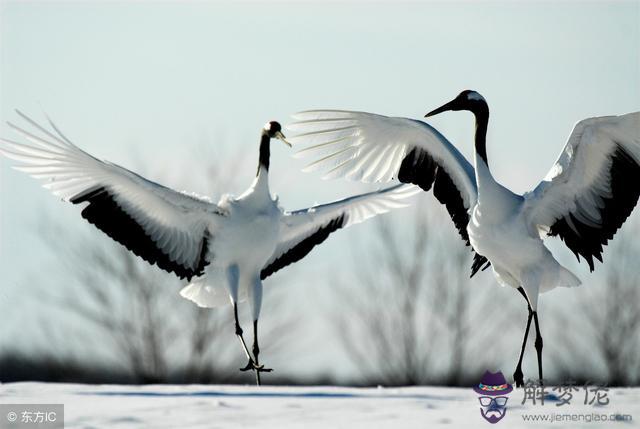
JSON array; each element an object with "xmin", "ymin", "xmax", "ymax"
[{"xmin": 1, "ymin": 383, "xmax": 639, "ymax": 428}]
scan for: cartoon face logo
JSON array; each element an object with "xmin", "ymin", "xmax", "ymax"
[{"xmin": 473, "ymin": 371, "xmax": 513, "ymax": 424}]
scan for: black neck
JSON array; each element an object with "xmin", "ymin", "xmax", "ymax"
[
  {"xmin": 473, "ymin": 106, "xmax": 489, "ymax": 165},
  {"xmin": 257, "ymin": 133, "xmax": 270, "ymax": 175}
]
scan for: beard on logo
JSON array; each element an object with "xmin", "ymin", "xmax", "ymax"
[{"xmin": 480, "ymin": 407, "xmax": 506, "ymax": 424}]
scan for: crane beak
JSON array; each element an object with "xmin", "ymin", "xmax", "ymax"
[
  {"xmin": 275, "ymin": 130, "xmax": 292, "ymax": 147},
  {"xmin": 425, "ymin": 99, "xmax": 458, "ymax": 118}
]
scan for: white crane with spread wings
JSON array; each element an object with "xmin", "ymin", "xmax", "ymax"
[
  {"xmin": 289, "ymin": 91, "xmax": 640, "ymax": 386},
  {"xmin": 0, "ymin": 113, "xmax": 419, "ymax": 385}
]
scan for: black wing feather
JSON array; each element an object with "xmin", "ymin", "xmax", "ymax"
[
  {"xmin": 398, "ymin": 147, "xmax": 490, "ymax": 276},
  {"xmin": 71, "ymin": 186, "xmax": 210, "ymax": 280},
  {"xmin": 548, "ymin": 145, "xmax": 640, "ymax": 271},
  {"xmin": 261, "ymin": 215, "xmax": 345, "ymax": 280}
]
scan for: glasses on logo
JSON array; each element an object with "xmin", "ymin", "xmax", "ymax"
[{"xmin": 478, "ymin": 396, "xmax": 508, "ymax": 407}]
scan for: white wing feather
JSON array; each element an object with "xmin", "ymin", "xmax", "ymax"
[
  {"xmin": 288, "ymin": 110, "xmax": 477, "ymax": 210},
  {"xmin": 0, "ymin": 111, "xmax": 224, "ymax": 277},
  {"xmin": 525, "ymin": 112, "xmax": 640, "ymax": 232},
  {"xmin": 523, "ymin": 111, "xmax": 640, "ymax": 269},
  {"xmin": 261, "ymin": 184, "xmax": 420, "ymax": 278}
]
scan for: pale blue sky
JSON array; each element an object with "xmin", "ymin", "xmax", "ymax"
[{"xmin": 1, "ymin": 1, "xmax": 638, "ymax": 379}]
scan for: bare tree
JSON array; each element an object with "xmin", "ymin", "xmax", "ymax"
[
  {"xmin": 595, "ymin": 239, "xmax": 640, "ymax": 386},
  {"xmin": 37, "ymin": 221, "xmax": 227, "ymax": 382},
  {"xmin": 333, "ymin": 204, "xmax": 515, "ymax": 386},
  {"xmin": 573, "ymin": 224, "xmax": 639, "ymax": 386},
  {"xmin": 541, "ymin": 218, "xmax": 640, "ymax": 387}
]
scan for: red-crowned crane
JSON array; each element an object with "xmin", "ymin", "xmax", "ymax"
[
  {"xmin": 288, "ymin": 91, "xmax": 639, "ymax": 386},
  {"xmin": 0, "ymin": 113, "xmax": 419, "ymax": 385}
]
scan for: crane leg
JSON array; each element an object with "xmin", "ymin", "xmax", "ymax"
[
  {"xmin": 513, "ymin": 287, "xmax": 533, "ymax": 388},
  {"xmin": 234, "ymin": 303, "xmax": 257, "ymax": 372},
  {"xmin": 532, "ymin": 311, "xmax": 544, "ymax": 386},
  {"xmin": 250, "ymin": 319, "xmax": 272, "ymax": 386},
  {"xmin": 225, "ymin": 265, "xmax": 257, "ymax": 373}
]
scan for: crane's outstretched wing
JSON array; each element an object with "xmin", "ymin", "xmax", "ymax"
[
  {"xmin": 260, "ymin": 184, "xmax": 419, "ymax": 279},
  {"xmin": 287, "ymin": 110, "xmax": 489, "ymax": 276},
  {"xmin": 0, "ymin": 110, "xmax": 226, "ymax": 280},
  {"xmin": 523, "ymin": 112, "xmax": 640, "ymax": 271}
]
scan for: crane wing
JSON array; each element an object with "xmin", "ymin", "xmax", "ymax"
[
  {"xmin": 287, "ymin": 110, "xmax": 489, "ymax": 276},
  {"xmin": 523, "ymin": 112, "xmax": 640, "ymax": 271},
  {"xmin": 0, "ymin": 110, "xmax": 226, "ymax": 280},
  {"xmin": 260, "ymin": 184, "xmax": 419, "ymax": 279}
]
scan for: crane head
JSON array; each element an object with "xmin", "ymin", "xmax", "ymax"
[
  {"xmin": 263, "ymin": 121, "xmax": 292, "ymax": 147},
  {"xmin": 425, "ymin": 90, "xmax": 487, "ymax": 118}
]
